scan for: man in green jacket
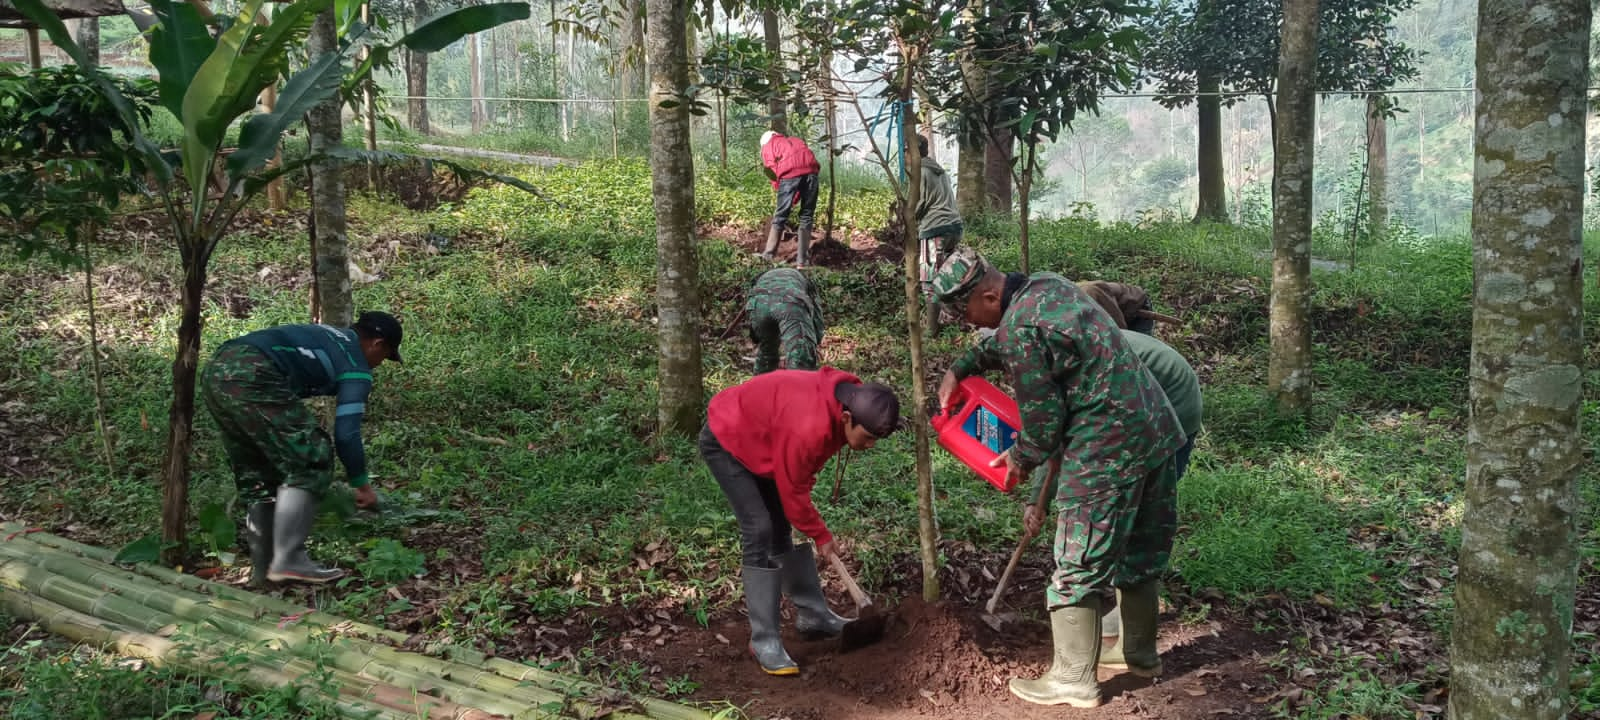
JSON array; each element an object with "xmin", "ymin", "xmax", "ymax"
[
  {"xmin": 932, "ymin": 247, "xmax": 1183, "ymax": 708},
  {"xmin": 916, "ymin": 137, "xmax": 963, "ymax": 332},
  {"xmin": 745, "ymin": 268, "xmax": 824, "ymax": 374},
  {"xmin": 202, "ymin": 312, "xmax": 402, "ymax": 586}
]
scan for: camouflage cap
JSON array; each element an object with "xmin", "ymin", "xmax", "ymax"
[{"xmin": 929, "ymin": 246, "xmax": 991, "ymax": 305}]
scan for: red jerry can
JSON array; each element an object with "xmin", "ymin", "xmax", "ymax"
[{"xmin": 930, "ymin": 376, "xmax": 1023, "ymax": 492}]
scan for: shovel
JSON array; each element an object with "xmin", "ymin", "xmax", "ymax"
[
  {"xmin": 984, "ymin": 457, "xmax": 1061, "ymax": 618},
  {"xmin": 826, "ymin": 554, "xmax": 888, "ymax": 652}
]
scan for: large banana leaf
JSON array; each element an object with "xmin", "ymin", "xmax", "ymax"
[
  {"xmin": 220, "ymin": 0, "xmax": 329, "ymax": 127},
  {"xmin": 399, "ymin": 2, "xmax": 530, "ymax": 53},
  {"xmin": 8, "ymin": 0, "xmax": 173, "ymax": 185},
  {"xmin": 179, "ymin": 0, "xmax": 268, "ymax": 212},
  {"xmin": 228, "ymin": 48, "xmax": 346, "ymax": 179},
  {"xmin": 143, "ymin": 0, "xmax": 214, "ymax": 122}
]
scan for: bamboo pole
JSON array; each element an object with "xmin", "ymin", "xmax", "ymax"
[
  {"xmin": 0, "ymin": 536, "xmax": 705, "ymax": 719},
  {"xmin": 0, "ymin": 589, "xmax": 409, "ymax": 720}
]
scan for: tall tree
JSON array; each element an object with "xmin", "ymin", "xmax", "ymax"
[
  {"xmin": 468, "ymin": 31, "xmax": 485, "ymax": 132},
  {"xmin": 647, "ymin": 0, "xmax": 703, "ymax": 436},
  {"xmin": 935, "ymin": 0, "xmax": 1144, "ymax": 273},
  {"xmin": 621, "ymin": 0, "xmax": 647, "ymax": 97},
  {"xmin": 1365, "ymin": 93, "xmax": 1388, "ymax": 234},
  {"xmin": 760, "ymin": 6, "xmax": 785, "ymax": 131},
  {"xmin": 1268, "ymin": 0, "xmax": 1315, "ymax": 415},
  {"xmin": 73, "ymin": 17, "xmax": 99, "ymax": 66},
  {"xmin": 308, "ymin": 9, "xmax": 352, "ymax": 326},
  {"xmin": 406, "ymin": 0, "xmax": 431, "ymax": 133},
  {"xmin": 1447, "ymin": 0, "xmax": 1588, "ymax": 715},
  {"xmin": 1141, "ymin": 0, "xmax": 1418, "ymax": 224},
  {"xmin": 954, "ymin": 0, "xmax": 988, "ymax": 217}
]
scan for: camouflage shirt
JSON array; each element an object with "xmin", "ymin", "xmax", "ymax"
[
  {"xmin": 746, "ymin": 268, "xmax": 823, "ymax": 372},
  {"xmin": 949, "ymin": 273, "xmax": 1185, "ymax": 486}
]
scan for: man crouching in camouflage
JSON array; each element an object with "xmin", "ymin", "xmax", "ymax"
[
  {"xmin": 930, "ymin": 248, "xmax": 1184, "ymax": 708},
  {"xmin": 201, "ymin": 311, "xmax": 403, "ymax": 586},
  {"xmin": 746, "ymin": 268, "xmax": 823, "ymax": 374}
]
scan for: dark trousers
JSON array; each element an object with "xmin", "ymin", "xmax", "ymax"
[
  {"xmin": 773, "ymin": 174, "xmax": 820, "ymax": 230},
  {"xmin": 700, "ymin": 424, "xmax": 793, "ymax": 568},
  {"xmin": 1174, "ymin": 433, "xmax": 1197, "ymax": 481}
]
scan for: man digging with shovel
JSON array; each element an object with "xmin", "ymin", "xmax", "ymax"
[
  {"xmin": 201, "ymin": 311, "xmax": 402, "ymax": 586},
  {"xmin": 699, "ymin": 368, "xmax": 901, "ymax": 675},
  {"xmin": 932, "ymin": 248, "xmax": 1184, "ymax": 708}
]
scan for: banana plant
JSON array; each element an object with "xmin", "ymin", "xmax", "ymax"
[{"xmin": 11, "ymin": 0, "xmax": 530, "ymax": 564}]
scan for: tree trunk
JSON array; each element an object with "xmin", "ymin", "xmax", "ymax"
[
  {"xmin": 1017, "ymin": 144, "xmax": 1035, "ymax": 273},
  {"xmin": 1365, "ymin": 93, "xmax": 1387, "ymax": 236},
  {"xmin": 955, "ymin": 0, "xmax": 988, "ymax": 218},
  {"xmin": 621, "ymin": 0, "xmax": 647, "ymax": 98},
  {"xmin": 469, "ymin": 33, "xmax": 486, "ymax": 133},
  {"xmin": 761, "ymin": 8, "xmax": 785, "ymax": 133},
  {"xmin": 308, "ymin": 10, "xmax": 352, "ymax": 327},
  {"xmin": 822, "ymin": 45, "xmax": 838, "ymax": 242},
  {"xmin": 1447, "ymin": 0, "xmax": 1588, "ymax": 716},
  {"xmin": 983, "ymin": 124, "xmax": 1012, "ymax": 215},
  {"xmin": 895, "ymin": 54, "xmax": 938, "ymax": 604},
  {"xmin": 406, "ymin": 0, "xmax": 430, "ymax": 134},
  {"xmin": 1194, "ymin": 71, "xmax": 1227, "ymax": 223},
  {"xmin": 1268, "ymin": 0, "xmax": 1316, "ymax": 416},
  {"xmin": 362, "ymin": 1, "xmax": 379, "ymax": 190},
  {"xmin": 74, "ymin": 17, "xmax": 99, "ymax": 66},
  {"xmin": 25, "ymin": 28, "xmax": 40, "ymax": 69},
  {"xmin": 81, "ymin": 223, "xmax": 113, "ymax": 470},
  {"xmin": 160, "ymin": 251, "xmax": 208, "ymax": 565},
  {"xmin": 647, "ymin": 0, "xmax": 703, "ymax": 437},
  {"xmin": 261, "ymin": 84, "xmax": 287, "ymax": 210}
]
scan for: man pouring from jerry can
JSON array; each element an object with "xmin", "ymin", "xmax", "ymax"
[{"xmin": 930, "ymin": 247, "xmax": 1184, "ymax": 708}]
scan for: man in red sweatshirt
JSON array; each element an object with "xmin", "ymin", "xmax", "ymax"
[
  {"xmin": 700, "ymin": 367, "xmax": 901, "ymax": 675},
  {"xmin": 759, "ymin": 130, "xmax": 821, "ymax": 268}
]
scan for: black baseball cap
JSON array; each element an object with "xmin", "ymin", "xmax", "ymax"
[
  {"xmin": 836, "ymin": 381, "xmax": 902, "ymax": 438},
  {"xmin": 354, "ymin": 310, "xmax": 404, "ymax": 363}
]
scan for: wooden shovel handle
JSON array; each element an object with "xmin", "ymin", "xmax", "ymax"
[
  {"xmin": 827, "ymin": 553, "xmax": 873, "ymax": 610},
  {"xmin": 986, "ymin": 459, "xmax": 1060, "ymax": 614}
]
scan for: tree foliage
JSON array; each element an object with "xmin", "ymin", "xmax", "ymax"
[{"xmin": 1142, "ymin": 0, "xmax": 1420, "ymax": 107}]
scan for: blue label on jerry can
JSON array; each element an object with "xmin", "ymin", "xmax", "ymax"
[{"xmin": 962, "ymin": 405, "xmax": 1016, "ymax": 454}]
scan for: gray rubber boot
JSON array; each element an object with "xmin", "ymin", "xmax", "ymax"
[
  {"xmin": 760, "ymin": 223, "xmax": 781, "ymax": 261},
  {"xmin": 266, "ymin": 487, "xmax": 344, "ymax": 584},
  {"xmin": 777, "ymin": 544, "xmax": 849, "ymax": 638},
  {"xmin": 743, "ymin": 564, "xmax": 798, "ymax": 676},
  {"xmin": 242, "ymin": 500, "xmax": 275, "ymax": 588},
  {"xmin": 795, "ymin": 223, "xmax": 812, "ymax": 268},
  {"xmin": 1008, "ymin": 596, "xmax": 1103, "ymax": 707},
  {"xmin": 1100, "ymin": 580, "xmax": 1162, "ymax": 677}
]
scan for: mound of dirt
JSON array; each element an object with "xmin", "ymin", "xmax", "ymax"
[
  {"xmin": 701, "ymin": 223, "xmax": 904, "ymax": 270},
  {"xmin": 642, "ymin": 592, "xmax": 1279, "ymax": 719}
]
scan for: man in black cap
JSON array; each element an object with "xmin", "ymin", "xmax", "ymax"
[
  {"xmin": 699, "ymin": 368, "xmax": 900, "ymax": 676},
  {"xmin": 201, "ymin": 310, "xmax": 404, "ymax": 586}
]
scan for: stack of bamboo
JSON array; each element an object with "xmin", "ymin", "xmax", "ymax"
[{"xmin": 0, "ymin": 523, "xmax": 712, "ymax": 720}]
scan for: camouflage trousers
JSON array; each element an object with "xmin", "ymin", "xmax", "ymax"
[
  {"xmin": 748, "ymin": 301, "xmax": 821, "ymax": 374},
  {"xmin": 201, "ymin": 343, "xmax": 334, "ymax": 504},
  {"xmin": 1042, "ymin": 456, "xmax": 1179, "ymax": 608}
]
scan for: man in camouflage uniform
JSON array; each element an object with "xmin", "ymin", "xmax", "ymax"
[
  {"xmin": 931, "ymin": 247, "xmax": 1184, "ymax": 708},
  {"xmin": 746, "ymin": 268, "xmax": 823, "ymax": 374},
  {"xmin": 201, "ymin": 311, "xmax": 403, "ymax": 586}
]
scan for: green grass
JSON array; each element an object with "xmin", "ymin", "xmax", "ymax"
[{"xmin": 2, "ymin": 159, "xmax": 1598, "ymax": 717}]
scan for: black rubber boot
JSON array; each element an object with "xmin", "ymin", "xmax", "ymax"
[
  {"xmin": 1009, "ymin": 596, "xmax": 1103, "ymax": 707},
  {"xmin": 795, "ymin": 223, "xmax": 812, "ymax": 268},
  {"xmin": 743, "ymin": 564, "xmax": 798, "ymax": 676},
  {"xmin": 760, "ymin": 223, "xmax": 781, "ymax": 261},
  {"xmin": 241, "ymin": 500, "xmax": 275, "ymax": 588},
  {"xmin": 777, "ymin": 544, "xmax": 849, "ymax": 638},
  {"xmin": 266, "ymin": 487, "xmax": 344, "ymax": 584},
  {"xmin": 1100, "ymin": 580, "xmax": 1162, "ymax": 677}
]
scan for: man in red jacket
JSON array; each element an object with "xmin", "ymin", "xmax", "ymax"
[
  {"xmin": 700, "ymin": 367, "xmax": 901, "ymax": 675},
  {"xmin": 759, "ymin": 130, "xmax": 822, "ymax": 268}
]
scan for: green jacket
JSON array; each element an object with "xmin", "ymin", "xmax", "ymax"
[
  {"xmin": 1120, "ymin": 331, "xmax": 1202, "ymax": 437},
  {"xmin": 917, "ymin": 157, "xmax": 962, "ymax": 239}
]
